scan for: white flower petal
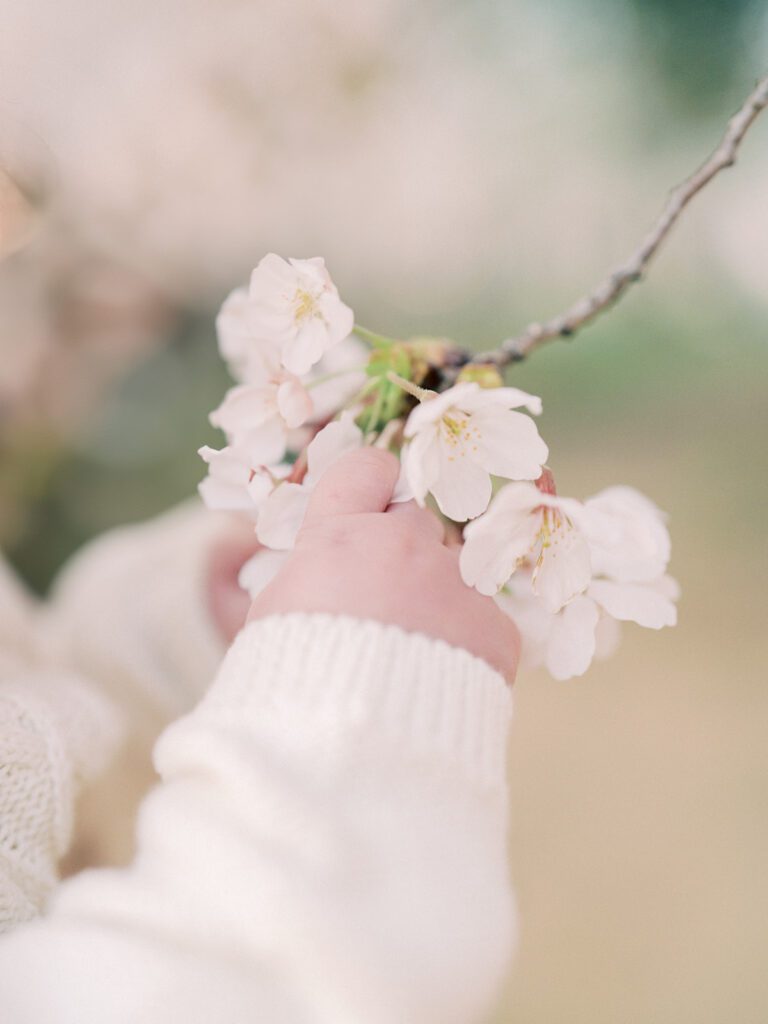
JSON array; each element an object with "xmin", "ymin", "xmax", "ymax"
[
  {"xmin": 403, "ymin": 383, "xmax": 478, "ymax": 436},
  {"xmin": 545, "ymin": 595, "xmax": 600, "ymax": 680},
  {"xmin": 401, "ymin": 428, "xmax": 441, "ymax": 506},
  {"xmin": 594, "ymin": 613, "xmax": 622, "ymax": 660},
  {"xmin": 574, "ymin": 485, "xmax": 671, "ymax": 583},
  {"xmin": 462, "ymin": 385, "xmax": 543, "ymax": 415},
  {"xmin": 587, "ymin": 578, "xmax": 677, "ymax": 629},
  {"xmin": 246, "ymin": 254, "xmax": 353, "ymax": 374},
  {"xmin": 390, "ymin": 466, "xmax": 414, "ymax": 504},
  {"xmin": 532, "ymin": 516, "xmax": 592, "ymax": 613},
  {"xmin": 215, "ymin": 287, "xmax": 254, "ymax": 383},
  {"xmin": 460, "ymin": 487, "xmax": 542, "ymax": 594},
  {"xmin": 430, "ymin": 446, "xmax": 492, "ymax": 521},
  {"xmin": 198, "ymin": 474, "xmax": 255, "ymax": 512},
  {"xmin": 276, "ymin": 378, "xmax": 314, "ymax": 429},
  {"xmin": 473, "ymin": 408, "xmax": 549, "ymax": 481},
  {"xmin": 305, "ymin": 412, "xmax": 363, "ymax": 484},
  {"xmin": 256, "ymin": 483, "xmax": 310, "ymax": 549},
  {"xmin": 281, "ymin": 316, "xmax": 329, "ymax": 376},
  {"xmin": 238, "ymin": 549, "xmax": 290, "ymax": 600},
  {"xmin": 317, "ymin": 288, "xmax": 354, "ymax": 344},
  {"xmin": 307, "ymin": 337, "xmax": 368, "ymax": 421},
  {"xmin": 209, "ymin": 383, "xmax": 276, "ymax": 435},
  {"xmin": 654, "ymin": 573, "xmax": 681, "ymax": 601},
  {"xmin": 198, "ymin": 444, "xmax": 249, "ymax": 484},
  {"xmin": 250, "ymin": 252, "xmax": 297, "ymax": 302},
  {"xmin": 495, "ymin": 575, "xmax": 554, "ymax": 671},
  {"xmin": 197, "ymin": 444, "xmax": 276, "ymax": 514},
  {"xmin": 246, "ymin": 472, "xmax": 275, "ymax": 507},
  {"xmin": 237, "ymin": 417, "xmax": 288, "ymax": 467}
]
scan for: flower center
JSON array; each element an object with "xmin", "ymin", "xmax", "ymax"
[
  {"xmin": 293, "ymin": 288, "xmax": 318, "ymax": 324},
  {"xmin": 440, "ymin": 412, "xmax": 481, "ymax": 460}
]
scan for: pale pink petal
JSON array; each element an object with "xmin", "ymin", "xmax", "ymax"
[
  {"xmin": 430, "ymin": 446, "xmax": 492, "ymax": 521},
  {"xmin": 594, "ymin": 613, "xmax": 622, "ymax": 660},
  {"xmin": 587, "ymin": 578, "xmax": 677, "ymax": 629},
  {"xmin": 545, "ymin": 595, "xmax": 600, "ymax": 680},
  {"xmin": 290, "ymin": 255, "xmax": 328, "ymax": 284},
  {"xmin": 215, "ymin": 287, "xmax": 253, "ymax": 382},
  {"xmin": 307, "ymin": 337, "xmax": 368, "ymax": 420},
  {"xmin": 198, "ymin": 474, "xmax": 254, "ymax": 512},
  {"xmin": 198, "ymin": 444, "xmax": 249, "ymax": 485},
  {"xmin": 574, "ymin": 486, "xmax": 671, "ymax": 583},
  {"xmin": 495, "ymin": 581, "xmax": 552, "ymax": 671},
  {"xmin": 256, "ymin": 483, "xmax": 310, "ymax": 550},
  {"xmin": 238, "ymin": 549, "xmax": 290, "ymax": 600},
  {"xmin": 461, "ymin": 492, "xmax": 541, "ymax": 595},
  {"xmin": 462, "ymin": 386, "xmax": 543, "ymax": 415},
  {"xmin": 472, "ymin": 408, "xmax": 549, "ymax": 481},
  {"xmin": 317, "ymin": 289, "xmax": 354, "ymax": 344},
  {"xmin": 209, "ymin": 383, "xmax": 276, "ymax": 435},
  {"xmin": 246, "ymin": 471, "xmax": 275, "ymax": 508},
  {"xmin": 304, "ymin": 411, "xmax": 363, "ymax": 484},
  {"xmin": 403, "ymin": 383, "xmax": 478, "ymax": 436},
  {"xmin": 237, "ymin": 417, "xmax": 288, "ymax": 467},
  {"xmin": 654, "ymin": 573, "xmax": 681, "ymax": 601},
  {"xmin": 390, "ymin": 466, "xmax": 414, "ymax": 504},
  {"xmin": 486, "ymin": 480, "xmax": 544, "ymax": 517},
  {"xmin": 250, "ymin": 253, "xmax": 297, "ymax": 302},
  {"xmin": 276, "ymin": 378, "xmax": 314, "ymax": 429},
  {"xmin": 247, "ymin": 255, "xmax": 299, "ymax": 346},
  {"xmin": 532, "ymin": 518, "xmax": 592, "ymax": 613},
  {"xmin": 282, "ymin": 316, "xmax": 328, "ymax": 375},
  {"xmin": 401, "ymin": 428, "xmax": 441, "ymax": 506}
]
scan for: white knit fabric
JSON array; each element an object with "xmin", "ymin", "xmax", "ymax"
[
  {"xmin": 41, "ymin": 501, "xmax": 228, "ymax": 724},
  {"xmin": 0, "ymin": 670, "xmax": 120, "ymax": 932},
  {"xmin": 0, "ymin": 614, "xmax": 516, "ymax": 1023},
  {"xmin": 0, "ymin": 560, "xmax": 120, "ymax": 932},
  {"xmin": 0, "ymin": 501, "xmax": 229, "ymax": 926}
]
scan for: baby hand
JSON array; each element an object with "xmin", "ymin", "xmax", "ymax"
[{"xmin": 248, "ymin": 449, "xmax": 519, "ymax": 683}]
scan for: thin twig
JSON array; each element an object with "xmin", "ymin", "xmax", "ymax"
[{"xmin": 471, "ymin": 73, "xmax": 768, "ymax": 367}]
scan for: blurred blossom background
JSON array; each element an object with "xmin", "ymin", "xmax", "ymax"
[{"xmin": 1, "ymin": 0, "xmax": 767, "ymax": 1019}]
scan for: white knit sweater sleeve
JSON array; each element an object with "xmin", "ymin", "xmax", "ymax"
[
  {"xmin": 0, "ymin": 556, "xmax": 122, "ymax": 934},
  {"xmin": 0, "ymin": 670, "xmax": 120, "ymax": 932},
  {"xmin": 0, "ymin": 614, "xmax": 516, "ymax": 1024}
]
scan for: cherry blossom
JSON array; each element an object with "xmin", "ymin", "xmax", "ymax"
[
  {"xmin": 497, "ymin": 569, "xmax": 678, "ymax": 680},
  {"xmin": 459, "ymin": 478, "xmax": 591, "ymax": 612},
  {"xmin": 256, "ymin": 412, "xmax": 363, "ymax": 549},
  {"xmin": 197, "ymin": 444, "xmax": 277, "ymax": 514},
  {"xmin": 490, "ymin": 484, "xmax": 679, "ymax": 680},
  {"xmin": 200, "ymin": 252, "xmax": 680, "ymax": 684},
  {"xmin": 401, "ymin": 382, "xmax": 548, "ymax": 522},
  {"xmin": 215, "ymin": 286, "xmax": 262, "ymax": 384},
  {"xmin": 209, "ymin": 370, "xmax": 313, "ymax": 467},
  {"xmin": 248, "ymin": 254, "xmax": 354, "ymax": 376},
  {"xmin": 238, "ymin": 548, "xmax": 290, "ymax": 600}
]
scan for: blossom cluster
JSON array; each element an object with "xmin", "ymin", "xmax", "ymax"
[{"xmin": 199, "ymin": 254, "xmax": 678, "ymax": 680}]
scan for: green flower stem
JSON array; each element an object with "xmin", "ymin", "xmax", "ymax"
[
  {"xmin": 306, "ymin": 367, "xmax": 362, "ymax": 390},
  {"xmin": 364, "ymin": 385, "xmax": 386, "ymax": 436},
  {"xmin": 353, "ymin": 324, "xmax": 399, "ymax": 348}
]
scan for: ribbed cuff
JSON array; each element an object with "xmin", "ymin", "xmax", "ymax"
[{"xmin": 195, "ymin": 614, "xmax": 513, "ymax": 788}]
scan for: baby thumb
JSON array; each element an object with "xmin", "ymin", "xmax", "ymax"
[{"xmin": 303, "ymin": 448, "xmax": 400, "ymax": 522}]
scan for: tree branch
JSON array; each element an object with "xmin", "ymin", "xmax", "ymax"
[{"xmin": 472, "ymin": 73, "xmax": 768, "ymax": 367}]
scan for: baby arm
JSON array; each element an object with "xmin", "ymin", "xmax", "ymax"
[{"xmin": 0, "ymin": 450, "xmax": 519, "ymax": 1024}]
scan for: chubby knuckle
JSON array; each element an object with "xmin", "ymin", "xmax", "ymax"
[{"xmin": 298, "ymin": 517, "xmax": 355, "ymax": 551}]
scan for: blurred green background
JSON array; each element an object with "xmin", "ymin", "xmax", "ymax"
[{"xmin": 1, "ymin": 1, "xmax": 766, "ymax": 1020}]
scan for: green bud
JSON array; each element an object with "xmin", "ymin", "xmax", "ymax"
[{"xmin": 456, "ymin": 363, "xmax": 504, "ymax": 388}]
